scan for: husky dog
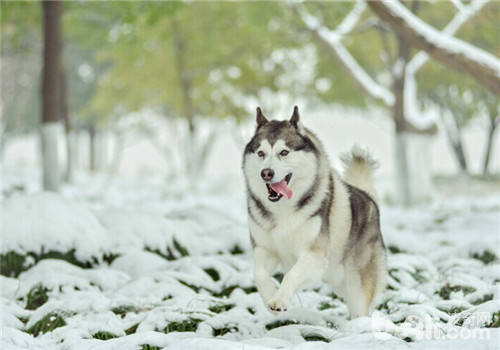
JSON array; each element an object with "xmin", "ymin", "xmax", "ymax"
[{"xmin": 242, "ymin": 106, "xmax": 386, "ymax": 318}]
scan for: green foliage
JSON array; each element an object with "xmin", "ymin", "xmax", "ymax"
[
  {"xmin": 471, "ymin": 250, "xmax": 498, "ymax": 265},
  {"xmin": 303, "ymin": 334, "xmax": 330, "ymax": 342},
  {"xmin": 163, "ymin": 318, "xmax": 202, "ymax": 333},
  {"xmin": 204, "ymin": 268, "xmax": 220, "ymax": 282},
  {"xmin": 265, "ymin": 319, "xmax": 299, "ymax": 330},
  {"xmin": 141, "ymin": 346, "xmax": 161, "ymax": 350},
  {"xmin": 111, "ymin": 305, "xmax": 137, "ymax": 318},
  {"xmin": 212, "ymin": 325, "xmax": 238, "ymax": 337},
  {"xmin": 437, "ymin": 284, "xmax": 476, "ymax": 300},
  {"xmin": 125, "ymin": 323, "xmax": 139, "ymax": 335},
  {"xmin": 26, "ymin": 284, "xmax": 49, "ymax": 310},
  {"xmin": 27, "ymin": 312, "xmax": 67, "ymax": 336},
  {"xmin": 388, "ymin": 245, "xmax": 405, "ymax": 254},
  {"xmin": 208, "ymin": 303, "xmax": 235, "ymax": 314},
  {"xmin": 145, "ymin": 239, "xmax": 189, "ymax": 261},
  {"xmin": 93, "ymin": 331, "xmax": 117, "ymax": 340}
]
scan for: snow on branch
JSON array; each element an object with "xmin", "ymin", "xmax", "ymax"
[
  {"xmin": 298, "ymin": 2, "xmax": 395, "ymax": 106},
  {"xmin": 368, "ymin": 0, "xmax": 500, "ymax": 95},
  {"xmin": 404, "ymin": 0, "xmax": 489, "ymax": 128}
]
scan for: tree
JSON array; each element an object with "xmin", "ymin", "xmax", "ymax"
[
  {"xmin": 298, "ymin": 0, "xmax": 490, "ymax": 204},
  {"xmin": 367, "ymin": 0, "xmax": 500, "ymax": 96},
  {"xmin": 41, "ymin": 0, "xmax": 62, "ymax": 191},
  {"xmin": 85, "ymin": 2, "xmax": 302, "ymax": 181}
]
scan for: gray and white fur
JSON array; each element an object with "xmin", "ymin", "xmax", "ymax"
[{"xmin": 242, "ymin": 106, "xmax": 386, "ymax": 318}]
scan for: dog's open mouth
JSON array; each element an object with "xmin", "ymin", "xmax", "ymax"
[{"xmin": 266, "ymin": 173, "xmax": 292, "ymax": 202}]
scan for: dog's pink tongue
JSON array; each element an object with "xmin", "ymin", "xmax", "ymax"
[{"xmin": 270, "ymin": 180, "xmax": 293, "ymax": 199}]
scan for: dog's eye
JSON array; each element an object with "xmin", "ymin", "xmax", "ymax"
[
  {"xmin": 257, "ymin": 151, "xmax": 265, "ymax": 158},
  {"xmin": 280, "ymin": 150, "xmax": 289, "ymax": 157}
]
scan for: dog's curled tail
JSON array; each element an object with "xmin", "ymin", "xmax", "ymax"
[{"xmin": 340, "ymin": 145, "xmax": 379, "ymax": 202}]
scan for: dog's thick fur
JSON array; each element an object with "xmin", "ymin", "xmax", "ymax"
[{"xmin": 242, "ymin": 106, "xmax": 386, "ymax": 318}]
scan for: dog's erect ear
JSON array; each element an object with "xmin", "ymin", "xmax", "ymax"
[
  {"xmin": 256, "ymin": 107, "xmax": 268, "ymax": 128},
  {"xmin": 290, "ymin": 105, "xmax": 305, "ymax": 134},
  {"xmin": 290, "ymin": 105, "xmax": 300, "ymax": 127}
]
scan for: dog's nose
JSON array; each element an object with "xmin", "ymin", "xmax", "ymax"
[{"xmin": 261, "ymin": 168, "xmax": 274, "ymax": 181}]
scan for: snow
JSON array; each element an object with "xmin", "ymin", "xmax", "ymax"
[
  {"xmin": 380, "ymin": 0, "xmax": 500, "ymax": 75},
  {"xmin": 404, "ymin": 0, "xmax": 489, "ymax": 129},
  {"xmin": 1, "ymin": 169, "xmax": 499, "ymax": 349},
  {"xmin": 297, "ymin": 3, "xmax": 395, "ymax": 106}
]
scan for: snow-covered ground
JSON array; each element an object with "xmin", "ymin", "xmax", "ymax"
[{"xmin": 1, "ymin": 167, "xmax": 499, "ymax": 349}]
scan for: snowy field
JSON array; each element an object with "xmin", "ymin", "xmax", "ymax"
[{"xmin": 1, "ymin": 167, "xmax": 499, "ymax": 350}]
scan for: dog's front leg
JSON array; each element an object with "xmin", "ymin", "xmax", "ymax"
[
  {"xmin": 268, "ymin": 248, "xmax": 327, "ymax": 312},
  {"xmin": 254, "ymin": 246, "xmax": 279, "ymax": 304}
]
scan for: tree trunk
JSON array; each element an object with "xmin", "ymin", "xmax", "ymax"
[
  {"xmin": 441, "ymin": 109, "xmax": 468, "ymax": 173},
  {"xmin": 89, "ymin": 124, "xmax": 96, "ymax": 172},
  {"xmin": 368, "ymin": 0, "xmax": 500, "ymax": 96},
  {"xmin": 393, "ymin": 74, "xmax": 412, "ymax": 206},
  {"xmin": 483, "ymin": 117, "xmax": 499, "ymax": 175},
  {"xmin": 60, "ymin": 68, "xmax": 75, "ymax": 183},
  {"xmin": 172, "ymin": 17, "xmax": 197, "ymax": 180},
  {"xmin": 41, "ymin": 0, "xmax": 62, "ymax": 191}
]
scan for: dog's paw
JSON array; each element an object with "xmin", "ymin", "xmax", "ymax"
[{"xmin": 267, "ymin": 294, "xmax": 290, "ymax": 312}]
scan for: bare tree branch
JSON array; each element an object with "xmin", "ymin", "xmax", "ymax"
[
  {"xmin": 298, "ymin": 2, "xmax": 395, "ymax": 106},
  {"xmin": 368, "ymin": 0, "xmax": 500, "ymax": 95}
]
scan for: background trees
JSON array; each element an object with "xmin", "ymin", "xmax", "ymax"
[{"xmin": 1, "ymin": 0, "xmax": 498, "ymax": 204}]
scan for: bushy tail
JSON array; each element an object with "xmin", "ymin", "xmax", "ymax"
[{"xmin": 340, "ymin": 145, "xmax": 379, "ymax": 202}]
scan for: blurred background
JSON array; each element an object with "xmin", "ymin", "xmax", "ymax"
[{"xmin": 1, "ymin": 0, "xmax": 499, "ymax": 206}]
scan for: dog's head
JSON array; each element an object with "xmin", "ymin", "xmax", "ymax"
[{"xmin": 243, "ymin": 106, "xmax": 319, "ymax": 204}]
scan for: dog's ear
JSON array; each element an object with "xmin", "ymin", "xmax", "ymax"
[
  {"xmin": 290, "ymin": 105, "xmax": 305, "ymax": 134},
  {"xmin": 256, "ymin": 107, "xmax": 268, "ymax": 128}
]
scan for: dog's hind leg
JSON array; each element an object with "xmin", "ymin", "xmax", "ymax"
[
  {"xmin": 361, "ymin": 251, "xmax": 387, "ymax": 314},
  {"xmin": 344, "ymin": 269, "xmax": 370, "ymax": 318}
]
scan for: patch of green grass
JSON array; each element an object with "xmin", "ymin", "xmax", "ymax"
[
  {"xmin": 209, "ymin": 303, "xmax": 235, "ymax": 314},
  {"xmin": 213, "ymin": 326, "xmax": 238, "ymax": 336},
  {"xmin": 229, "ymin": 245, "xmax": 244, "ymax": 255},
  {"xmin": 410, "ymin": 268, "xmax": 428, "ymax": 283},
  {"xmin": 273, "ymin": 273, "xmax": 284, "ymax": 283},
  {"xmin": 388, "ymin": 245, "xmax": 405, "ymax": 254},
  {"xmin": 303, "ymin": 334, "xmax": 330, "ymax": 342},
  {"xmin": 471, "ymin": 251, "xmax": 497, "ymax": 265},
  {"xmin": 178, "ymin": 280, "xmax": 201, "ymax": 293},
  {"xmin": 434, "ymin": 215, "xmax": 449, "ymax": 224},
  {"xmin": 213, "ymin": 285, "xmax": 257, "ymax": 298},
  {"xmin": 92, "ymin": 331, "xmax": 117, "ymax": 340},
  {"xmin": 163, "ymin": 319, "xmax": 202, "ymax": 333},
  {"xmin": 111, "ymin": 305, "xmax": 137, "ymax": 318},
  {"xmin": 472, "ymin": 294, "xmax": 493, "ymax": 305},
  {"xmin": 247, "ymin": 307, "xmax": 256, "ymax": 315},
  {"xmin": 27, "ymin": 312, "xmax": 66, "ymax": 336},
  {"xmin": 145, "ymin": 239, "xmax": 189, "ymax": 261},
  {"xmin": 203, "ymin": 268, "xmax": 220, "ymax": 282},
  {"xmin": 26, "ymin": 284, "xmax": 49, "ymax": 310},
  {"xmin": 0, "ymin": 249, "xmax": 114, "ymax": 278},
  {"xmin": 265, "ymin": 319, "xmax": 299, "ymax": 330},
  {"xmin": 318, "ymin": 301, "xmax": 336, "ymax": 311},
  {"xmin": 17, "ymin": 316, "xmax": 29, "ymax": 324},
  {"xmin": 125, "ymin": 323, "xmax": 139, "ymax": 335},
  {"xmin": 141, "ymin": 345, "xmax": 161, "ymax": 350},
  {"xmin": 437, "ymin": 306, "xmax": 466, "ymax": 315},
  {"xmin": 437, "ymin": 284, "xmax": 476, "ymax": 300}
]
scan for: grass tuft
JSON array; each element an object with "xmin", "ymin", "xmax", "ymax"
[
  {"xmin": 471, "ymin": 251, "xmax": 497, "ymax": 265},
  {"xmin": 92, "ymin": 331, "xmax": 117, "ymax": 340},
  {"xmin": 26, "ymin": 284, "xmax": 49, "ymax": 310},
  {"xmin": 27, "ymin": 312, "xmax": 66, "ymax": 336},
  {"xmin": 163, "ymin": 318, "xmax": 202, "ymax": 333}
]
